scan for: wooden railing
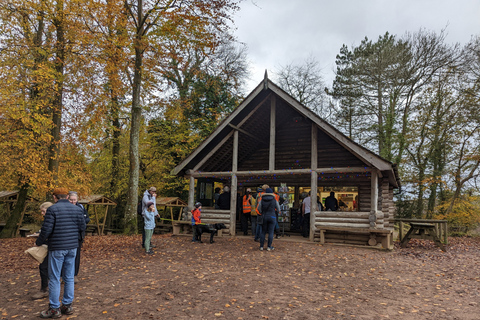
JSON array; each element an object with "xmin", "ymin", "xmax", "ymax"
[{"xmin": 395, "ymin": 219, "xmax": 448, "ymax": 244}]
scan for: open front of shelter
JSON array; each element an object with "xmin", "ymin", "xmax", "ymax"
[{"xmin": 173, "ymin": 74, "xmax": 400, "ymax": 249}]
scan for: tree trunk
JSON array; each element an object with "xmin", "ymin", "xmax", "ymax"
[
  {"xmin": 124, "ymin": 0, "xmax": 144, "ymax": 234},
  {"xmin": 47, "ymin": 0, "xmax": 65, "ymax": 190},
  {"xmin": 0, "ymin": 184, "xmax": 29, "ymax": 238}
]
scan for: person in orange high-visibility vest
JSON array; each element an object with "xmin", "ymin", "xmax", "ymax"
[{"xmin": 241, "ymin": 188, "xmax": 253, "ymax": 235}]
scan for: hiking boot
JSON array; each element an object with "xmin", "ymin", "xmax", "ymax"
[
  {"xmin": 32, "ymin": 289, "xmax": 48, "ymax": 300},
  {"xmin": 40, "ymin": 307, "xmax": 61, "ymax": 318},
  {"xmin": 146, "ymin": 251, "xmax": 154, "ymax": 255},
  {"xmin": 60, "ymin": 304, "xmax": 74, "ymax": 315}
]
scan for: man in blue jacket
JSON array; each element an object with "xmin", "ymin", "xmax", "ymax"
[{"xmin": 36, "ymin": 187, "xmax": 86, "ymax": 318}]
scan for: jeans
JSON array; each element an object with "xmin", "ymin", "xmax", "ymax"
[
  {"xmin": 251, "ymin": 216, "xmax": 257, "ymax": 238},
  {"xmin": 48, "ymin": 249, "xmax": 77, "ymax": 309},
  {"xmin": 255, "ymin": 223, "xmax": 262, "ymax": 241},
  {"xmin": 260, "ymin": 215, "xmax": 276, "ymax": 249},
  {"xmin": 145, "ymin": 229, "xmax": 154, "ymax": 251}
]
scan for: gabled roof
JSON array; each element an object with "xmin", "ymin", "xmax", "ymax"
[
  {"xmin": 173, "ymin": 76, "xmax": 400, "ymax": 187},
  {"xmin": 78, "ymin": 195, "xmax": 116, "ymax": 206},
  {"xmin": 0, "ymin": 191, "xmax": 38, "ymax": 202}
]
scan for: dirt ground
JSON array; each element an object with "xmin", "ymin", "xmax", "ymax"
[{"xmin": 0, "ymin": 234, "xmax": 479, "ymax": 320}]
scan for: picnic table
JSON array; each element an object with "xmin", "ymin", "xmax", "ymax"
[{"xmin": 400, "ymin": 222, "xmax": 446, "ymax": 251}]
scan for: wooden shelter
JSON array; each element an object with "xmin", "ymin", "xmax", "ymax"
[
  {"xmin": 78, "ymin": 195, "xmax": 116, "ymax": 235},
  {"xmin": 173, "ymin": 74, "xmax": 400, "ymax": 249},
  {"xmin": 0, "ymin": 191, "xmax": 38, "ymax": 236},
  {"xmin": 156, "ymin": 197, "xmax": 188, "ymax": 224}
]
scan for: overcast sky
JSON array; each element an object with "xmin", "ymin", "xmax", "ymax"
[{"xmin": 232, "ymin": 0, "xmax": 480, "ymax": 92}]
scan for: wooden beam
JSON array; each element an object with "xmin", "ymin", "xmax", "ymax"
[
  {"xmin": 269, "ymin": 95, "xmax": 276, "ymax": 171},
  {"xmin": 193, "ymin": 131, "xmax": 234, "ymax": 171},
  {"xmin": 230, "ymin": 174, "xmax": 237, "ymax": 236},
  {"xmin": 188, "ymin": 167, "xmax": 371, "ymax": 178},
  {"xmin": 310, "ymin": 124, "xmax": 318, "ymax": 241},
  {"xmin": 232, "ymin": 130, "xmax": 238, "ymax": 173},
  {"xmin": 371, "ymin": 170, "xmax": 378, "ymax": 212},
  {"xmin": 173, "ymin": 83, "xmax": 267, "ymax": 176},
  {"xmin": 228, "ymin": 123, "xmax": 267, "ymax": 146},
  {"xmin": 188, "ymin": 176, "xmax": 195, "ymax": 210},
  {"xmin": 237, "ymin": 93, "xmax": 271, "ymax": 128}
]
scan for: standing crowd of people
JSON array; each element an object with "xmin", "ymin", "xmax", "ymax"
[{"xmin": 30, "ymin": 183, "xmax": 344, "ymax": 317}]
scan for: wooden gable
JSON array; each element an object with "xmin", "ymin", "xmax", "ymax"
[{"xmin": 173, "ymin": 76, "xmax": 399, "ymax": 188}]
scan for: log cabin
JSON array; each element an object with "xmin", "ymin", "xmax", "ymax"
[{"xmin": 172, "ymin": 73, "xmax": 400, "ymax": 249}]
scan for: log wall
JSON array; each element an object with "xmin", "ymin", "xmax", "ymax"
[
  {"xmin": 197, "ymin": 209, "xmax": 232, "ymax": 236},
  {"xmin": 314, "ymin": 211, "xmax": 385, "ymax": 229}
]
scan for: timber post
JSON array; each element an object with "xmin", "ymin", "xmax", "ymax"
[{"xmin": 310, "ymin": 123, "xmax": 318, "ymax": 241}]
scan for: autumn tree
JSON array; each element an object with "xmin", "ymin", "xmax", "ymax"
[
  {"xmin": 0, "ymin": 1, "xmax": 56, "ymax": 237},
  {"xmin": 120, "ymin": 0, "xmax": 241, "ymax": 234}
]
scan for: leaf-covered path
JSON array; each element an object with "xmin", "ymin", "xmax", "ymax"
[{"xmin": 1, "ymin": 235, "xmax": 479, "ymax": 319}]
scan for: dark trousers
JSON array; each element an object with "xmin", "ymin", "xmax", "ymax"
[
  {"xmin": 39, "ymin": 255, "xmax": 49, "ymax": 290},
  {"xmin": 302, "ymin": 213, "xmax": 310, "ymax": 237},
  {"xmin": 241, "ymin": 212, "xmax": 251, "ymax": 234},
  {"xmin": 74, "ymin": 241, "xmax": 83, "ymax": 276}
]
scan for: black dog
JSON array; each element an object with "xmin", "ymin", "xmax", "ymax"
[{"xmin": 195, "ymin": 223, "xmax": 227, "ymax": 243}]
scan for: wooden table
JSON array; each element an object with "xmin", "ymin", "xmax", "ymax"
[{"xmin": 400, "ymin": 222, "xmax": 446, "ymax": 251}]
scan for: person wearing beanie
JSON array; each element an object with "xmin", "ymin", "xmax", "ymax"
[
  {"xmin": 143, "ymin": 202, "xmax": 159, "ymax": 254},
  {"xmin": 191, "ymin": 202, "xmax": 202, "ymax": 242},
  {"xmin": 141, "ymin": 187, "xmax": 158, "ymax": 248},
  {"xmin": 256, "ymin": 187, "xmax": 280, "ymax": 251}
]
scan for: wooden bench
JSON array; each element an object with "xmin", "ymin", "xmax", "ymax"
[
  {"xmin": 172, "ymin": 221, "xmax": 192, "ymax": 235},
  {"xmin": 400, "ymin": 222, "xmax": 446, "ymax": 251},
  {"xmin": 19, "ymin": 228, "xmax": 31, "ymax": 237},
  {"xmin": 317, "ymin": 226, "xmax": 393, "ymax": 249},
  {"xmin": 395, "ymin": 219, "xmax": 448, "ymax": 245}
]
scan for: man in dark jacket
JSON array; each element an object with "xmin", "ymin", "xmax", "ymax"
[
  {"xmin": 36, "ymin": 188, "xmax": 86, "ymax": 318},
  {"xmin": 216, "ymin": 186, "xmax": 231, "ymax": 210}
]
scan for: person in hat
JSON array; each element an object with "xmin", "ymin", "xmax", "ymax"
[
  {"xmin": 191, "ymin": 202, "xmax": 202, "ymax": 242},
  {"xmin": 36, "ymin": 187, "xmax": 86, "ymax": 318},
  {"xmin": 141, "ymin": 187, "xmax": 158, "ymax": 248},
  {"xmin": 143, "ymin": 202, "xmax": 159, "ymax": 254}
]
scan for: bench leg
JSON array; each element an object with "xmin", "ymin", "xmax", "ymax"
[
  {"xmin": 320, "ymin": 230, "xmax": 325, "ymax": 244},
  {"xmin": 400, "ymin": 226, "xmax": 415, "ymax": 248}
]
